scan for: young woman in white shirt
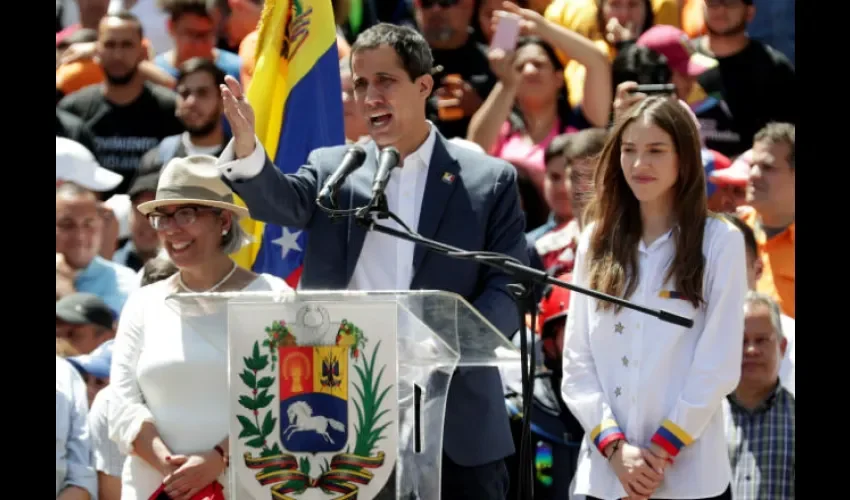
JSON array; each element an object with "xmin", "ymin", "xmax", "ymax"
[
  {"xmin": 109, "ymin": 155, "xmax": 293, "ymax": 500},
  {"xmin": 562, "ymin": 96, "xmax": 746, "ymax": 500}
]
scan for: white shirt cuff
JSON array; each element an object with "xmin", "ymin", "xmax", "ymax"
[{"xmin": 217, "ymin": 136, "xmax": 267, "ymax": 181}]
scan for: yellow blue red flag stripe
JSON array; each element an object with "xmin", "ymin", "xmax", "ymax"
[
  {"xmin": 651, "ymin": 419, "xmax": 694, "ymax": 457},
  {"xmin": 589, "ymin": 419, "xmax": 625, "ymax": 454},
  {"xmin": 231, "ymin": 0, "xmax": 345, "ymax": 287}
]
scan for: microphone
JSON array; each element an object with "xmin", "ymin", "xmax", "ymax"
[
  {"xmin": 370, "ymin": 146, "xmax": 401, "ymax": 203},
  {"xmin": 316, "ymin": 145, "xmax": 367, "ymax": 204}
]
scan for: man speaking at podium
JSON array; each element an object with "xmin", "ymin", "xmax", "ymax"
[{"xmin": 217, "ymin": 22, "xmax": 528, "ymax": 500}]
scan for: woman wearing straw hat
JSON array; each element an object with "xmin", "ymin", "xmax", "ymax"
[{"xmin": 108, "ymin": 155, "xmax": 293, "ymax": 500}]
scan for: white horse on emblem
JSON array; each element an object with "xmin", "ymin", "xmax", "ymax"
[{"xmin": 282, "ymin": 401, "xmax": 346, "ymax": 444}]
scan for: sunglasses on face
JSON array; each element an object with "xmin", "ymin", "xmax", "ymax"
[
  {"xmin": 417, "ymin": 0, "xmax": 460, "ymax": 9},
  {"xmin": 147, "ymin": 206, "xmax": 221, "ymax": 231},
  {"xmin": 705, "ymin": 0, "xmax": 746, "ymax": 7}
]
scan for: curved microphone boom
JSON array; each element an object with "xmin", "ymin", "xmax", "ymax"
[
  {"xmin": 316, "ymin": 145, "xmax": 367, "ymax": 206},
  {"xmin": 370, "ymin": 146, "xmax": 401, "ymax": 203}
]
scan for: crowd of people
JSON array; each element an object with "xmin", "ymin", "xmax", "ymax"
[{"xmin": 56, "ymin": 0, "xmax": 794, "ymax": 499}]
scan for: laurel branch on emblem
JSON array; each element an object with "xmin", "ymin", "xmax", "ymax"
[
  {"xmin": 262, "ymin": 320, "xmax": 296, "ymax": 364},
  {"xmin": 238, "ymin": 319, "xmax": 393, "ymax": 499}
]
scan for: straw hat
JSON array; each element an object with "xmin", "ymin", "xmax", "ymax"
[{"xmin": 137, "ymin": 155, "xmax": 250, "ymax": 219}]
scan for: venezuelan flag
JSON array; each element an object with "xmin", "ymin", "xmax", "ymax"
[{"xmin": 231, "ymin": 0, "xmax": 345, "ymax": 287}]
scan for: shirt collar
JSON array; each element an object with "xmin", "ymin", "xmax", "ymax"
[
  {"xmin": 76, "ymin": 255, "xmax": 107, "ymax": 282},
  {"xmin": 379, "ymin": 121, "xmax": 437, "ymax": 170},
  {"xmin": 638, "ymin": 226, "xmax": 677, "ymax": 253},
  {"xmin": 727, "ymin": 381, "xmax": 784, "ymax": 414}
]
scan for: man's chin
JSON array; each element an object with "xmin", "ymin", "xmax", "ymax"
[{"xmin": 104, "ymin": 69, "xmax": 137, "ymax": 86}]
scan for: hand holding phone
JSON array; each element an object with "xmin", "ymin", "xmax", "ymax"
[{"xmin": 490, "ymin": 11, "xmax": 521, "ymax": 51}]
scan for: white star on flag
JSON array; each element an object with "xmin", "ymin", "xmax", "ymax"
[{"xmin": 272, "ymin": 227, "xmax": 302, "ymax": 260}]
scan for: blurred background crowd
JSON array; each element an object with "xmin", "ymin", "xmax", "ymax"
[{"xmin": 55, "ymin": 0, "xmax": 794, "ymax": 498}]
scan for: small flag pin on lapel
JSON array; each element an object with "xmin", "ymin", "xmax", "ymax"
[{"xmin": 441, "ymin": 172, "xmax": 455, "ymax": 184}]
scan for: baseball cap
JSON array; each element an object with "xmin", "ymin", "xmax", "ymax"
[
  {"xmin": 128, "ymin": 154, "xmax": 165, "ymax": 200},
  {"xmin": 636, "ymin": 25, "xmax": 717, "ymax": 78},
  {"xmin": 57, "ymin": 137, "xmax": 123, "ymax": 192},
  {"xmin": 128, "ymin": 171, "xmax": 161, "ymax": 200},
  {"xmin": 103, "ymin": 194, "xmax": 132, "ymax": 240},
  {"xmin": 710, "ymin": 149, "xmax": 751, "ymax": 186},
  {"xmin": 56, "ymin": 293, "xmax": 115, "ymax": 330},
  {"xmin": 68, "ymin": 339, "xmax": 114, "ymax": 380},
  {"xmin": 537, "ymin": 273, "xmax": 573, "ymax": 334},
  {"xmin": 701, "ymin": 148, "xmax": 732, "ymax": 197}
]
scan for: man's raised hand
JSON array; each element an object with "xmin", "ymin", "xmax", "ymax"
[{"xmin": 220, "ymin": 75, "xmax": 257, "ymax": 159}]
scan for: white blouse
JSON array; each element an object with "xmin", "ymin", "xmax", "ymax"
[
  {"xmin": 109, "ymin": 274, "xmax": 294, "ymax": 500},
  {"xmin": 562, "ymin": 216, "xmax": 747, "ymax": 499}
]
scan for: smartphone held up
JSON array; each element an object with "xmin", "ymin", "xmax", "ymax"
[{"xmin": 490, "ymin": 11, "xmax": 521, "ymax": 52}]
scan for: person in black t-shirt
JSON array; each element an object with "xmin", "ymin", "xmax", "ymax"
[
  {"xmin": 136, "ymin": 58, "xmax": 229, "ymax": 182},
  {"xmin": 56, "ymin": 108, "xmax": 97, "ymax": 154},
  {"xmin": 690, "ymin": 0, "xmax": 795, "ymax": 158},
  {"xmin": 58, "ymin": 12, "xmax": 184, "ymax": 195},
  {"xmin": 413, "ymin": 0, "xmax": 497, "ymax": 139}
]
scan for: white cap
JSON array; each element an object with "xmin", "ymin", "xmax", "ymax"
[
  {"xmin": 56, "ymin": 137, "xmax": 123, "ymax": 192},
  {"xmin": 103, "ymin": 194, "xmax": 132, "ymax": 240}
]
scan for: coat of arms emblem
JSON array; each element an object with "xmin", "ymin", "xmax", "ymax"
[{"xmin": 234, "ymin": 304, "xmax": 396, "ymax": 499}]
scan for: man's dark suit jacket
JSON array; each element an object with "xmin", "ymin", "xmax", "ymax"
[{"xmin": 221, "ymin": 130, "xmax": 528, "ymax": 467}]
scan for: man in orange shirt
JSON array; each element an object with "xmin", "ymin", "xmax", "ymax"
[{"xmin": 737, "ymin": 122, "xmax": 794, "ymax": 317}]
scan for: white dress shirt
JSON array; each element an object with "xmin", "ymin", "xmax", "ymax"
[
  {"xmin": 217, "ymin": 124, "xmax": 437, "ymax": 292},
  {"xmin": 89, "ymin": 385, "xmax": 126, "ymax": 478},
  {"xmin": 779, "ymin": 315, "xmax": 795, "ymax": 396},
  {"xmin": 563, "ymin": 216, "xmax": 747, "ymax": 499},
  {"xmin": 109, "ymin": 274, "xmax": 293, "ymax": 499},
  {"xmin": 56, "ymin": 356, "xmax": 98, "ymax": 498},
  {"xmin": 349, "ymin": 128, "xmax": 435, "ymax": 291}
]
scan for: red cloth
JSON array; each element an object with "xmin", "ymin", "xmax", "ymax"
[{"xmin": 148, "ymin": 481, "xmax": 225, "ymax": 500}]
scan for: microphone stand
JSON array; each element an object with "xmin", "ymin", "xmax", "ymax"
[
  {"xmin": 353, "ymin": 200, "xmax": 694, "ymax": 327},
  {"xmin": 343, "ymin": 197, "xmax": 693, "ymax": 500}
]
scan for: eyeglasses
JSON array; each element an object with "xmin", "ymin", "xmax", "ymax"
[
  {"xmin": 147, "ymin": 206, "xmax": 221, "ymax": 231},
  {"xmin": 417, "ymin": 0, "xmax": 460, "ymax": 9}
]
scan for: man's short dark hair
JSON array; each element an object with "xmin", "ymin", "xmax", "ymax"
[
  {"xmin": 140, "ymin": 257, "xmax": 178, "ymax": 286},
  {"xmin": 59, "ymin": 28, "xmax": 98, "ymax": 49},
  {"xmin": 564, "ymin": 128, "xmax": 608, "ymax": 164},
  {"xmin": 754, "ymin": 122, "xmax": 795, "ymax": 170},
  {"xmin": 720, "ymin": 213, "xmax": 758, "ymax": 257},
  {"xmin": 350, "ymin": 23, "xmax": 434, "ymax": 81},
  {"xmin": 612, "ymin": 43, "xmax": 672, "ymax": 89},
  {"xmin": 544, "ymin": 134, "xmax": 572, "ymax": 166},
  {"xmin": 176, "ymin": 57, "xmax": 226, "ymax": 87},
  {"xmin": 102, "ymin": 11, "xmax": 145, "ymax": 38},
  {"xmin": 158, "ymin": 0, "xmax": 214, "ymax": 20}
]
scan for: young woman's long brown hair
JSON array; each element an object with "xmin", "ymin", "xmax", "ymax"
[{"xmin": 585, "ymin": 97, "xmax": 708, "ymax": 310}]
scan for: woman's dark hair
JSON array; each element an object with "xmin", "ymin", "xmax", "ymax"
[
  {"xmin": 585, "ymin": 96, "xmax": 707, "ymax": 310},
  {"xmin": 611, "ymin": 43, "xmax": 672, "ymax": 89},
  {"xmin": 507, "ymin": 36, "xmax": 575, "ymax": 135}
]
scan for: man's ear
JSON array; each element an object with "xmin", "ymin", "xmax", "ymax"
[
  {"xmin": 417, "ymin": 73, "xmax": 434, "ymax": 99},
  {"xmin": 779, "ymin": 337, "xmax": 787, "ymax": 357}
]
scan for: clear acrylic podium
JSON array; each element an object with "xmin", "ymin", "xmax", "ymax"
[{"xmin": 167, "ymin": 289, "xmax": 521, "ymax": 500}]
